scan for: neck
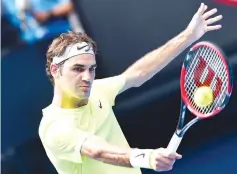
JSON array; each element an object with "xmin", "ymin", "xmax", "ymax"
[{"xmin": 52, "ymin": 87, "xmax": 88, "ymax": 108}]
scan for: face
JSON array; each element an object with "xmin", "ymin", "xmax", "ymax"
[{"xmin": 53, "ymin": 54, "xmax": 96, "ymax": 99}]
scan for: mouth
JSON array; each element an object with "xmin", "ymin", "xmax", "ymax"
[{"xmin": 80, "ymin": 86, "xmax": 90, "ymax": 90}]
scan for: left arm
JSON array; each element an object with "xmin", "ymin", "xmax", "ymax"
[
  {"xmin": 32, "ymin": 1, "xmax": 73, "ymax": 23},
  {"xmin": 120, "ymin": 29, "xmax": 193, "ymax": 92},
  {"xmin": 120, "ymin": 3, "xmax": 222, "ymax": 93},
  {"xmin": 51, "ymin": 1, "xmax": 73, "ymax": 17}
]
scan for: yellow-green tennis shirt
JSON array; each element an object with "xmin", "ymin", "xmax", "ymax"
[{"xmin": 39, "ymin": 75, "xmax": 142, "ymax": 174}]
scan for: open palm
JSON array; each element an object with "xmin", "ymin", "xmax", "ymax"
[{"xmin": 187, "ymin": 3, "xmax": 223, "ymax": 41}]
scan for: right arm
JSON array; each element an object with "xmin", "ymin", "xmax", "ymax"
[
  {"xmin": 80, "ymin": 135, "xmax": 132, "ymax": 167},
  {"xmin": 45, "ymin": 120, "xmax": 181, "ymax": 171},
  {"xmin": 81, "ymin": 134, "xmax": 182, "ymax": 171}
]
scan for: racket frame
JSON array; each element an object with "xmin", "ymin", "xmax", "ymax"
[
  {"xmin": 167, "ymin": 41, "xmax": 234, "ymax": 152},
  {"xmin": 180, "ymin": 41, "xmax": 233, "ymax": 118}
]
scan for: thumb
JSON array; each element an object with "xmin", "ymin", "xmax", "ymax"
[
  {"xmin": 196, "ymin": 3, "xmax": 206, "ymax": 16},
  {"xmin": 175, "ymin": 153, "xmax": 182, "ymax": 159}
]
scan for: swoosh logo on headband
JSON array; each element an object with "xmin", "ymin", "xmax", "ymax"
[{"xmin": 77, "ymin": 44, "xmax": 91, "ymax": 52}]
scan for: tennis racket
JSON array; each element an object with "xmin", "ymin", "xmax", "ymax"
[{"xmin": 167, "ymin": 41, "xmax": 234, "ymax": 152}]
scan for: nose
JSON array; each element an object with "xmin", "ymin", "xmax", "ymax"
[{"xmin": 81, "ymin": 70, "xmax": 92, "ymax": 82}]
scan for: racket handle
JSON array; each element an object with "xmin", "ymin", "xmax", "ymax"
[{"xmin": 167, "ymin": 133, "xmax": 183, "ymax": 152}]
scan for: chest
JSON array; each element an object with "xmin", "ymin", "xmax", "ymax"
[{"xmin": 74, "ymin": 96, "xmax": 114, "ymax": 135}]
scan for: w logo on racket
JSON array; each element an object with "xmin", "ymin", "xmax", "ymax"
[{"xmin": 194, "ymin": 58, "xmax": 223, "ymax": 98}]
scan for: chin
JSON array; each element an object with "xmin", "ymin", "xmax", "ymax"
[{"xmin": 77, "ymin": 93, "xmax": 90, "ymax": 99}]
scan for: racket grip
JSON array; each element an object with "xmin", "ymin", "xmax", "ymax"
[{"xmin": 167, "ymin": 133, "xmax": 183, "ymax": 152}]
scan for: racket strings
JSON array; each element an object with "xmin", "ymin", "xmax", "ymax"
[{"xmin": 184, "ymin": 46, "xmax": 228, "ymax": 114}]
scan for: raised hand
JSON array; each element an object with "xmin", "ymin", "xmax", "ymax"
[{"xmin": 186, "ymin": 3, "xmax": 223, "ymax": 41}]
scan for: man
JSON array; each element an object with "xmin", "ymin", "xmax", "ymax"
[{"xmin": 39, "ymin": 3, "xmax": 222, "ymax": 174}]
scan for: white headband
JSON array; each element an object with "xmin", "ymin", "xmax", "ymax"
[{"xmin": 52, "ymin": 42, "xmax": 95, "ymax": 64}]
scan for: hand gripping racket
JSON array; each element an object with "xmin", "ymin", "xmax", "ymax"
[{"xmin": 167, "ymin": 41, "xmax": 234, "ymax": 152}]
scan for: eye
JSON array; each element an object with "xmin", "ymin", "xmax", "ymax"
[
  {"xmin": 73, "ymin": 67, "xmax": 85, "ymax": 72},
  {"xmin": 89, "ymin": 67, "xmax": 96, "ymax": 72}
]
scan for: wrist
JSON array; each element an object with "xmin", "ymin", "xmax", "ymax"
[
  {"xmin": 183, "ymin": 28, "xmax": 196, "ymax": 44},
  {"xmin": 129, "ymin": 148, "xmax": 154, "ymax": 169}
]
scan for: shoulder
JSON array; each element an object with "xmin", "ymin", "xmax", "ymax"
[
  {"xmin": 39, "ymin": 105, "xmax": 68, "ymax": 139},
  {"xmin": 93, "ymin": 75, "xmax": 125, "ymax": 85},
  {"xmin": 92, "ymin": 75, "xmax": 126, "ymax": 93}
]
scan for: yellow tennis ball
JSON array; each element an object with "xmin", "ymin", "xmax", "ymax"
[{"xmin": 194, "ymin": 86, "xmax": 213, "ymax": 107}]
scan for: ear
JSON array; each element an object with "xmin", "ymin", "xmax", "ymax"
[{"xmin": 50, "ymin": 64, "xmax": 58, "ymax": 78}]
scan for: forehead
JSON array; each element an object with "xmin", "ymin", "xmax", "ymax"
[{"xmin": 64, "ymin": 54, "xmax": 96, "ymax": 67}]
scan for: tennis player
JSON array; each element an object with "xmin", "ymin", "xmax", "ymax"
[{"xmin": 39, "ymin": 3, "xmax": 222, "ymax": 174}]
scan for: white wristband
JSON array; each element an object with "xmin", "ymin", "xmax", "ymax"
[{"xmin": 129, "ymin": 149, "xmax": 153, "ymax": 169}]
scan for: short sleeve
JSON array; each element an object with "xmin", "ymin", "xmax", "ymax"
[
  {"xmin": 44, "ymin": 120, "xmax": 90, "ymax": 163},
  {"xmin": 92, "ymin": 75, "xmax": 126, "ymax": 106}
]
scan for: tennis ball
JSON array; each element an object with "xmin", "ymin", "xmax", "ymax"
[{"xmin": 194, "ymin": 86, "xmax": 213, "ymax": 107}]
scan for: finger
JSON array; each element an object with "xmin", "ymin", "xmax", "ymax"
[
  {"xmin": 161, "ymin": 150, "xmax": 177, "ymax": 159},
  {"xmin": 156, "ymin": 156, "xmax": 175, "ymax": 166},
  {"xmin": 204, "ymin": 5, "xmax": 208, "ymax": 12},
  {"xmin": 155, "ymin": 162, "xmax": 173, "ymax": 172},
  {"xmin": 206, "ymin": 15, "xmax": 223, "ymax": 25},
  {"xmin": 197, "ymin": 3, "xmax": 205, "ymax": 15},
  {"xmin": 175, "ymin": 153, "xmax": 182, "ymax": 159},
  {"xmin": 206, "ymin": 25, "xmax": 222, "ymax": 31},
  {"xmin": 203, "ymin": 8, "xmax": 218, "ymax": 19}
]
